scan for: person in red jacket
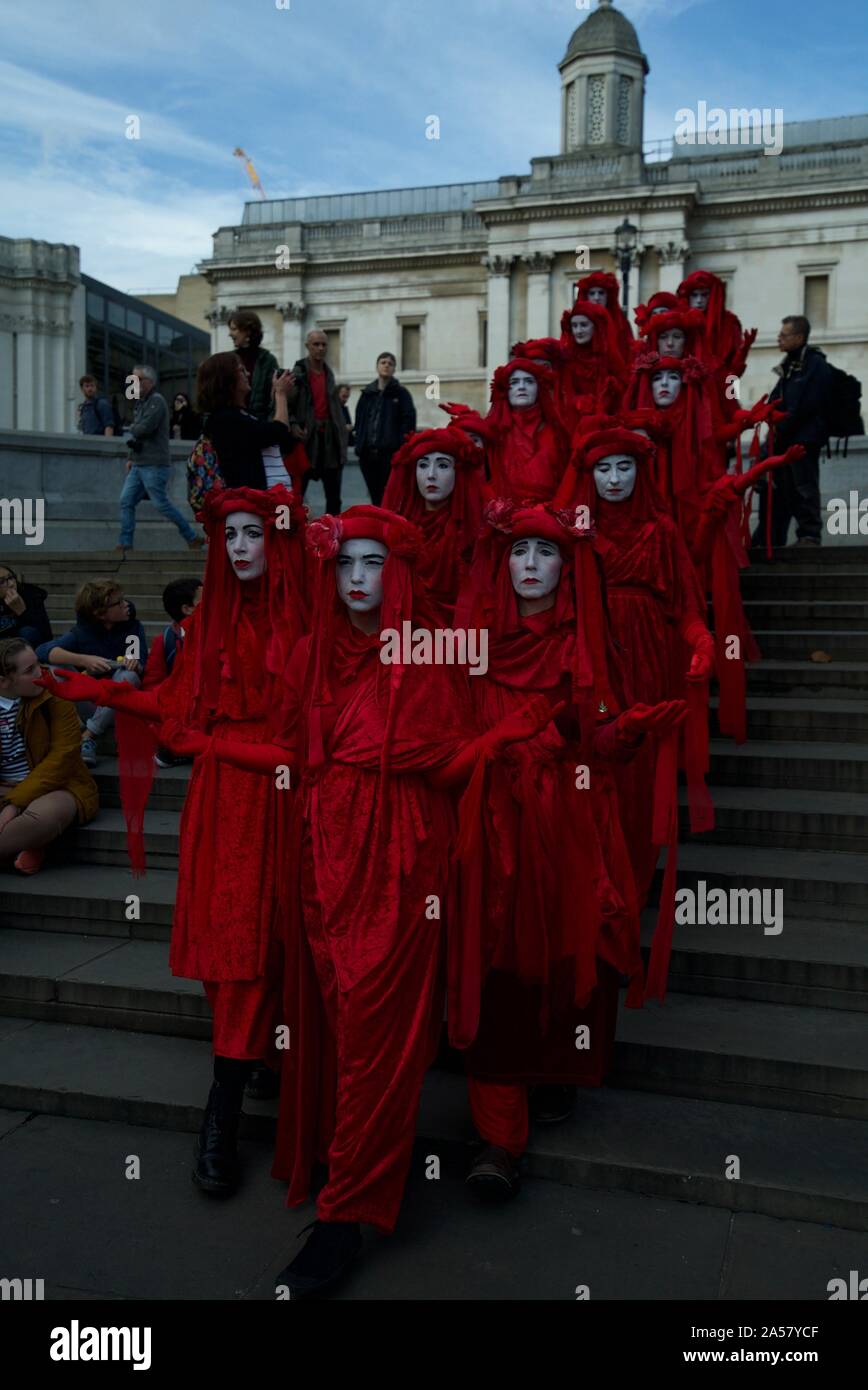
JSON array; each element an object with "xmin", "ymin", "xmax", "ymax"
[{"xmin": 37, "ymin": 486, "xmax": 309, "ymax": 1198}]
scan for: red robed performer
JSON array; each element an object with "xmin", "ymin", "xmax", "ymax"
[
  {"xmin": 383, "ymin": 424, "xmax": 489, "ymax": 618},
  {"xmin": 453, "ymin": 498, "xmax": 687, "ymax": 1196},
  {"xmin": 200, "ymin": 504, "xmax": 556, "ymax": 1296},
  {"xmin": 37, "ymin": 486, "xmax": 309, "ymax": 1195},
  {"xmin": 576, "ymin": 269, "xmax": 634, "ymax": 366},
  {"xmin": 555, "ymin": 424, "xmax": 715, "ymax": 999},
  {"xmin": 484, "ymin": 357, "xmax": 570, "ymax": 502},
  {"xmin": 633, "ymin": 290, "xmax": 680, "ymax": 337},
  {"xmin": 677, "ymin": 270, "xmax": 757, "ymax": 398},
  {"xmin": 513, "ymin": 299, "xmax": 626, "ymax": 435}
]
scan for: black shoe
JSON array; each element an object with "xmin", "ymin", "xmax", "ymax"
[
  {"xmin": 466, "ymin": 1144, "xmax": 521, "ymax": 1202},
  {"xmin": 529, "ymin": 1084, "xmax": 576, "ymax": 1125},
  {"xmin": 246, "ymin": 1062, "xmax": 280, "ymax": 1101},
  {"xmin": 192, "ymin": 1080, "xmax": 243, "ymax": 1197},
  {"xmin": 275, "ymin": 1220, "xmax": 362, "ymax": 1300}
]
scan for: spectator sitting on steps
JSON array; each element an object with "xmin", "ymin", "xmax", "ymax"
[
  {"xmin": 36, "ymin": 579, "xmax": 149, "ymax": 769},
  {"xmin": 0, "ymin": 563, "xmax": 52, "ymax": 648},
  {"xmin": 143, "ymin": 575, "xmax": 203, "ymax": 769},
  {"xmin": 0, "ymin": 638, "xmax": 98, "ymax": 876}
]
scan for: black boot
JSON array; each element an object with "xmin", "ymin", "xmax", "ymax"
[
  {"xmin": 465, "ymin": 1144, "xmax": 521, "ymax": 1202},
  {"xmin": 275, "ymin": 1220, "xmax": 362, "ymax": 1300},
  {"xmin": 246, "ymin": 1061, "xmax": 280, "ymax": 1101},
  {"xmin": 529, "ymin": 1084, "xmax": 576, "ymax": 1125},
  {"xmin": 192, "ymin": 1057, "xmax": 251, "ymax": 1197}
]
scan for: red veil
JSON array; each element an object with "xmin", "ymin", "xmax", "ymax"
[
  {"xmin": 485, "ymin": 357, "xmax": 570, "ymax": 501},
  {"xmin": 576, "ymin": 269, "xmax": 634, "ymax": 365}
]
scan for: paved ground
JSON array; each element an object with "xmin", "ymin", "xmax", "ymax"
[
  {"xmin": 304, "ymin": 459, "xmax": 369, "ymax": 515},
  {"xmin": 2, "ymin": 1107, "xmax": 867, "ymax": 1302}
]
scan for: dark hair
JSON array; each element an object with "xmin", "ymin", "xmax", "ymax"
[
  {"xmin": 196, "ymin": 352, "xmax": 243, "ymax": 414},
  {"xmin": 782, "ymin": 315, "xmax": 811, "ymax": 342},
  {"xmin": 377, "ymin": 352, "xmax": 397, "ymax": 365},
  {"xmin": 0, "ymin": 561, "xmax": 19, "ymax": 582},
  {"xmin": 337, "ymin": 382, "xmax": 351, "ymax": 392},
  {"xmin": 75, "ymin": 578, "xmax": 124, "ymax": 624},
  {"xmin": 228, "ymin": 309, "xmax": 263, "ymax": 348},
  {"xmin": 79, "ymin": 374, "xmax": 98, "ymax": 388},
  {"xmin": 163, "ymin": 576, "xmax": 202, "ymax": 623},
  {"xmin": 0, "ymin": 636, "xmax": 31, "ymax": 678},
  {"xmin": 173, "ymin": 392, "xmax": 190, "ymax": 409}
]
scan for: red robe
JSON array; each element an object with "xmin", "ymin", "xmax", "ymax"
[
  {"xmin": 273, "ymin": 617, "xmax": 472, "ymax": 1232},
  {"xmin": 488, "ymin": 404, "xmax": 566, "ymax": 502}
]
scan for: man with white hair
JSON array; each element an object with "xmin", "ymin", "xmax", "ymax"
[{"xmin": 117, "ymin": 365, "xmax": 203, "ymax": 553}]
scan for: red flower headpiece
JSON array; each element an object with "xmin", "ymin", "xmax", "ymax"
[
  {"xmin": 490, "ymin": 356, "xmax": 556, "ymax": 403},
  {"xmin": 634, "ymin": 292, "xmax": 679, "ymax": 331}
]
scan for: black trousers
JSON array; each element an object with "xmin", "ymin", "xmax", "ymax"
[
  {"xmin": 358, "ymin": 448, "xmax": 394, "ymax": 507},
  {"xmin": 752, "ymin": 443, "xmax": 822, "ymax": 547},
  {"xmin": 302, "ymin": 466, "xmax": 342, "ymax": 514}
]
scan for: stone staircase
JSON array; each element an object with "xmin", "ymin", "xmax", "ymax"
[{"xmin": 1, "ymin": 547, "xmax": 867, "ymax": 1232}]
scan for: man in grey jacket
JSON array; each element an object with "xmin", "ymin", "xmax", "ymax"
[{"xmin": 116, "ymin": 365, "xmax": 203, "ymax": 553}]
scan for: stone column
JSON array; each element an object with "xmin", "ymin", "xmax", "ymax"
[
  {"xmin": 204, "ymin": 305, "xmax": 231, "ymax": 353},
  {"xmin": 483, "ymin": 255, "xmax": 515, "ymax": 371},
  {"xmin": 657, "ymin": 242, "xmax": 690, "ymax": 295},
  {"xmin": 275, "ymin": 301, "xmax": 307, "ymax": 368},
  {"xmin": 522, "ymin": 252, "xmax": 556, "ymax": 339}
]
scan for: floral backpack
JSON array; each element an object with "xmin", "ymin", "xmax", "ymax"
[{"xmin": 187, "ymin": 435, "xmax": 223, "ymax": 512}]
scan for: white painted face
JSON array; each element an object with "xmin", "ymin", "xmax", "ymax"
[
  {"xmin": 508, "ymin": 370, "xmax": 538, "ymax": 409},
  {"xmin": 651, "ymin": 369, "xmax": 683, "ymax": 408},
  {"xmin": 468, "ymin": 432, "xmax": 484, "ymax": 449},
  {"xmin": 586, "ymin": 286, "xmax": 608, "ymax": 306},
  {"xmin": 336, "ymin": 537, "xmax": 387, "ymax": 613},
  {"xmin": 657, "ymin": 327, "xmax": 686, "ymax": 358},
  {"xmin": 416, "ymin": 451, "xmax": 456, "ymax": 505},
  {"xmin": 651, "ymin": 304, "xmax": 670, "ymax": 316},
  {"xmin": 571, "ymin": 314, "xmax": 595, "ymax": 346},
  {"xmin": 508, "ymin": 536, "xmax": 563, "ymax": 600},
  {"xmin": 688, "ymin": 288, "xmax": 710, "ymax": 310},
  {"xmin": 225, "ymin": 510, "xmax": 266, "ymax": 581},
  {"xmin": 593, "ymin": 453, "xmax": 638, "ymax": 502}
]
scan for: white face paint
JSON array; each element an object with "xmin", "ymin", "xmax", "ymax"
[
  {"xmin": 508, "ymin": 536, "xmax": 563, "ymax": 602},
  {"xmin": 468, "ymin": 432, "xmax": 484, "ymax": 449},
  {"xmin": 508, "ymin": 370, "xmax": 538, "ymax": 409},
  {"xmin": 416, "ymin": 452, "xmax": 456, "ymax": 506},
  {"xmin": 689, "ymin": 288, "xmax": 710, "ymax": 310},
  {"xmin": 571, "ymin": 314, "xmax": 595, "ymax": 346},
  {"xmin": 593, "ymin": 453, "xmax": 638, "ymax": 502},
  {"xmin": 657, "ymin": 327, "xmax": 686, "ymax": 358},
  {"xmin": 336, "ymin": 537, "xmax": 387, "ymax": 613},
  {"xmin": 650, "ymin": 304, "xmax": 670, "ymax": 316},
  {"xmin": 225, "ymin": 511, "xmax": 266, "ymax": 581},
  {"xmin": 651, "ymin": 369, "xmax": 683, "ymax": 408},
  {"xmin": 585, "ymin": 286, "xmax": 608, "ymax": 306}
]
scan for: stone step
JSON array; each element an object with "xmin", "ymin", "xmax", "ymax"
[
  {"xmin": 741, "ymin": 571, "xmax": 868, "ymax": 601},
  {"xmin": 642, "ymin": 912, "xmax": 868, "ymax": 1011},
  {"xmin": 419, "ymin": 1072, "xmax": 868, "ymax": 1233},
  {"xmin": 680, "ymin": 785, "xmax": 868, "ymax": 853},
  {"xmin": 660, "ymin": 841, "xmax": 868, "ymax": 922},
  {"xmin": 68, "ymin": 809, "xmax": 180, "ymax": 870},
  {"xmin": 0, "ymin": 931, "xmax": 207, "ymax": 1039},
  {"xmin": 708, "ymin": 737, "xmax": 868, "ymax": 792},
  {"xmin": 746, "ymin": 659, "xmax": 868, "ymax": 694},
  {"xmin": 613, "ymin": 992, "xmax": 868, "ymax": 1120},
  {"xmin": 94, "ymin": 759, "xmax": 190, "ymax": 811},
  {"xmin": 710, "ymin": 695, "xmax": 868, "ymax": 743},
  {"xmin": 751, "ymin": 630, "xmax": 868, "ymax": 662},
  {"xmin": 743, "ymin": 600, "xmax": 868, "ymax": 632},
  {"xmin": 0, "ymin": 862, "xmax": 176, "ymax": 939},
  {"xmin": 741, "ymin": 547, "xmax": 868, "ymax": 567}
]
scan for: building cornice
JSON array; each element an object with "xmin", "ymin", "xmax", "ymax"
[{"xmin": 200, "ymin": 249, "xmax": 488, "ymax": 279}]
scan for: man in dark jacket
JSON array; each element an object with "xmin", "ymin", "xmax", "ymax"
[
  {"xmin": 286, "ymin": 330, "xmax": 348, "ymax": 514},
  {"xmin": 77, "ymin": 376, "xmax": 115, "ymax": 436},
  {"xmin": 752, "ymin": 316, "xmax": 832, "ymax": 548},
  {"xmin": 353, "ymin": 353, "xmax": 417, "ymax": 506}
]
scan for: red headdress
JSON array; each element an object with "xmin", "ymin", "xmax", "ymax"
[
  {"xmin": 625, "ymin": 351, "xmax": 716, "ymax": 500},
  {"xmin": 383, "ymin": 427, "xmax": 488, "ymax": 590},
  {"xmin": 302, "ymin": 505, "xmax": 430, "ymax": 772},
  {"xmin": 457, "ymin": 496, "xmax": 618, "ymax": 747},
  {"xmin": 567, "ymin": 424, "xmax": 664, "ymax": 524},
  {"xmin": 634, "ymin": 292, "xmax": 679, "ymax": 333},
  {"xmin": 558, "ymin": 299, "xmax": 621, "ymax": 362},
  {"xmin": 438, "ymin": 401, "xmax": 499, "ymax": 447},
  {"xmin": 487, "ymin": 356, "xmax": 561, "ymax": 429},
  {"xmin": 676, "ymin": 270, "xmax": 743, "ymax": 365},
  {"xmin": 636, "ymin": 306, "xmax": 706, "ymax": 359},
  {"xmin": 576, "ymin": 270, "xmax": 633, "ymax": 363}
]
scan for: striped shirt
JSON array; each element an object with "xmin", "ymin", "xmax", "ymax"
[{"xmin": 0, "ymin": 696, "xmax": 29, "ymax": 784}]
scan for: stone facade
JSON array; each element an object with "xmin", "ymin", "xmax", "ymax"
[
  {"xmin": 197, "ymin": 2, "xmax": 868, "ymax": 429},
  {"xmin": 0, "ymin": 238, "xmax": 85, "ymax": 434}
]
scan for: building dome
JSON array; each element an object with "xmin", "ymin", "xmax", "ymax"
[{"xmin": 561, "ymin": 1, "xmax": 648, "ymax": 73}]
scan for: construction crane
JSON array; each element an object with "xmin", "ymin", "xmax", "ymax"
[{"xmin": 233, "ymin": 148, "xmax": 266, "ymax": 200}]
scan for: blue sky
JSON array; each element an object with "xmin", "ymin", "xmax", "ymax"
[{"xmin": 0, "ymin": 0, "xmax": 865, "ymax": 292}]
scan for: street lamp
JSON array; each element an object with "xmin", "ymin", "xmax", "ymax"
[{"xmin": 614, "ymin": 217, "xmax": 638, "ymax": 312}]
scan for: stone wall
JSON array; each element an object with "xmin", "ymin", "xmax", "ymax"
[{"xmin": 0, "ymin": 428, "xmax": 865, "ymax": 553}]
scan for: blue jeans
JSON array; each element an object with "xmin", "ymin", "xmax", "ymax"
[{"xmin": 119, "ymin": 464, "xmax": 196, "ymax": 547}]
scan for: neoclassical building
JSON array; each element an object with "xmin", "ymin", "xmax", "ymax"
[{"xmin": 199, "ymin": 0, "xmax": 868, "ymax": 425}]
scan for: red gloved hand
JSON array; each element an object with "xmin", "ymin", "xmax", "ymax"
[
  {"xmin": 779, "ymin": 444, "xmax": 806, "ymax": 466},
  {"xmin": 488, "ymin": 694, "xmax": 566, "ymax": 753},
  {"xmin": 161, "ymin": 725, "xmax": 212, "ymax": 758},
  {"xmin": 617, "ymin": 699, "xmax": 688, "ymax": 742},
  {"xmin": 35, "ymin": 667, "xmax": 107, "ymax": 704},
  {"xmin": 706, "ymin": 473, "xmax": 740, "ymax": 518},
  {"xmin": 686, "ymin": 639, "xmax": 715, "ymax": 683}
]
